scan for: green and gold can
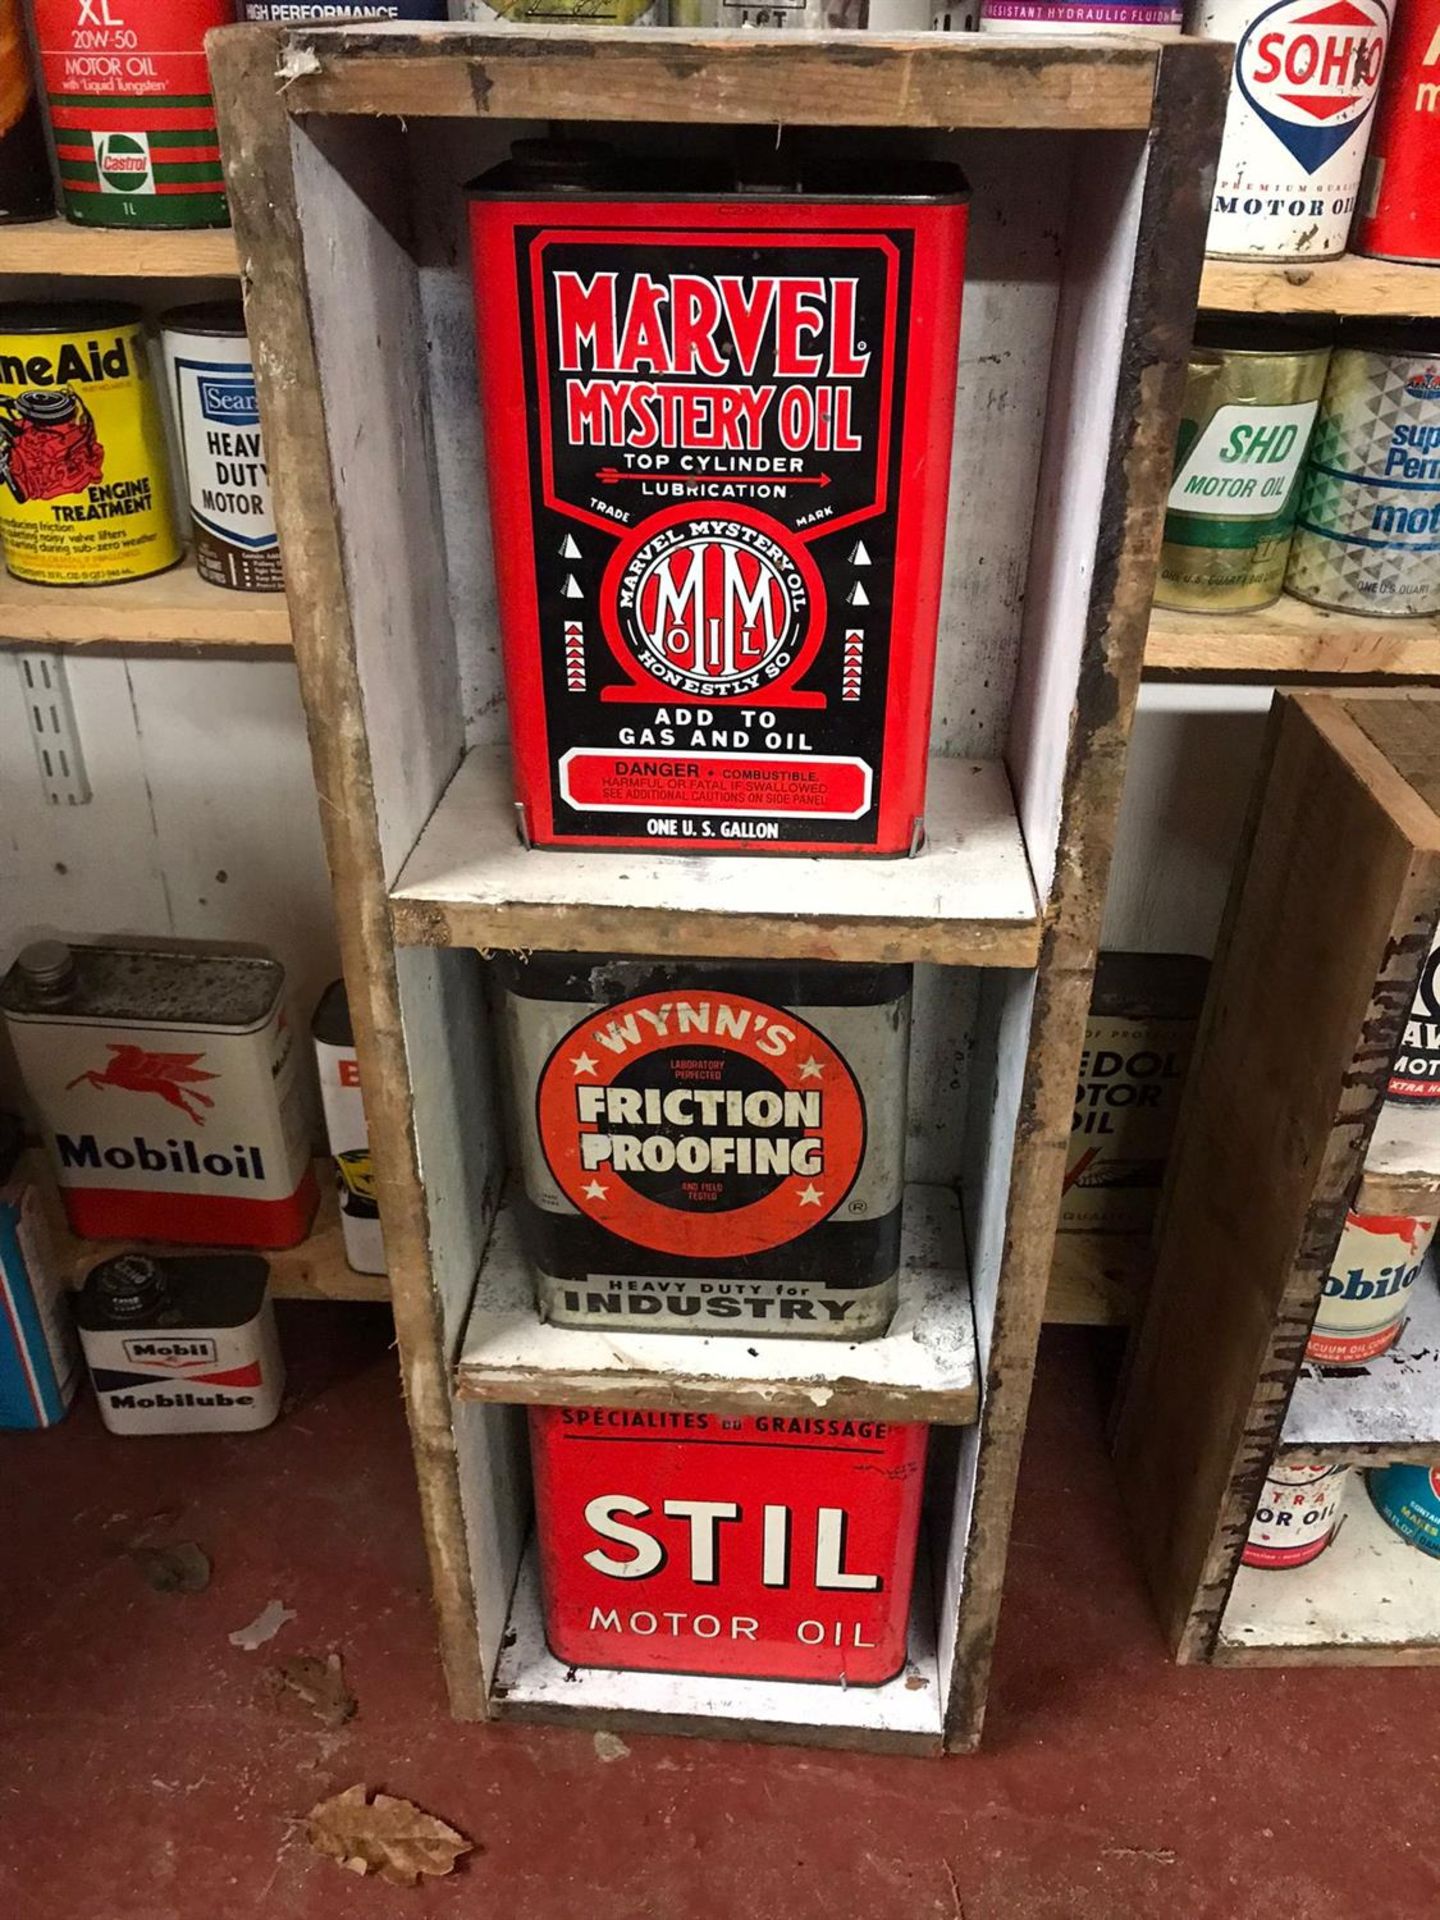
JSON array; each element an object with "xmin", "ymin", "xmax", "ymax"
[{"xmin": 1157, "ymin": 322, "xmax": 1330, "ymax": 613}]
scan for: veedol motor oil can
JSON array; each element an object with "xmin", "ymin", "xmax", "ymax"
[
  {"xmin": 32, "ymin": 0, "xmax": 231, "ymax": 229},
  {"xmin": 1369, "ymin": 1463, "xmax": 1440, "ymax": 1554},
  {"xmin": 469, "ymin": 141, "xmax": 967, "ymax": 856},
  {"xmin": 74, "ymin": 1251, "xmax": 284, "ymax": 1435},
  {"xmin": 1189, "ymin": 0, "xmax": 1393, "ymax": 261},
  {"xmin": 1156, "ymin": 324, "xmax": 1329, "ymax": 613},
  {"xmin": 500, "ymin": 952, "xmax": 909, "ymax": 1338},
  {"xmin": 1286, "ymin": 328, "xmax": 1440, "ymax": 616},
  {"xmin": 0, "ymin": 1112, "xmax": 81, "ymax": 1430},
  {"xmin": 0, "ymin": 0, "xmax": 57, "ymax": 223},
  {"xmin": 0, "ymin": 303, "xmax": 179, "ymax": 586},
  {"xmin": 161, "ymin": 302, "xmax": 281, "ymax": 594},
  {"xmin": 530, "ymin": 1405, "xmax": 927, "ymax": 1684},
  {"xmin": 1355, "ymin": 0, "xmax": 1440, "ymax": 264},
  {"xmin": 980, "ymin": 0, "xmax": 1180, "ymax": 32},
  {"xmin": 0, "ymin": 941, "xmax": 317, "ymax": 1248},
  {"xmin": 1384, "ymin": 927, "xmax": 1440, "ymax": 1158},
  {"xmin": 1307, "ymin": 1210, "xmax": 1437, "ymax": 1363},
  {"xmin": 312, "ymin": 979, "xmax": 385, "ymax": 1278},
  {"xmin": 1244, "ymin": 1461, "xmax": 1349, "ymax": 1567}
]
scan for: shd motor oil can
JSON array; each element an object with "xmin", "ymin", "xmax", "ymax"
[{"xmin": 469, "ymin": 141, "xmax": 967, "ymax": 856}]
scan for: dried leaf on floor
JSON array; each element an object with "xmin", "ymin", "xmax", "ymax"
[
  {"xmin": 129, "ymin": 1542, "xmax": 211, "ymax": 1594},
  {"xmin": 228, "ymin": 1599, "xmax": 296, "ymax": 1651},
  {"xmin": 303, "ymin": 1785, "xmax": 472, "ymax": 1887},
  {"xmin": 264, "ymin": 1651, "xmax": 357, "ymax": 1729}
]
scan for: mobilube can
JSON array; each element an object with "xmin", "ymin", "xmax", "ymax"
[
  {"xmin": 500, "ymin": 952, "xmax": 909, "ymax": 1338},
  {"xmin": 980, "ymin": 0, "xmax": 1180, "ymax": 32},
  {"xmin": 1156, "ymin": 324, "xmax": 1328, "ymax": 613},
  {"xmin": 1355, "ymin": 0, "xmax": 1440, "ymax": 265},
  {"xmin": 1243, "ymin": 1461, "xmax": 1349, "ymax": 1569},
  {"xmin": 0, "ymin": 303, "xmax": 180, "ymax": 587},
  {"xmin": 469, "ymin": 140, "xmax": 967, "ymax": 856},
  {"xmin": 162, "ymin": 303, "xmax": 281, "ymax": 594},
  {"xmin": 0, "ymin": 940, "xmax": 318, "ymax": 1248},
  {"xmin": 1286, "ymin": 329, "xmax": 1440, "ymax": 617},
  {"xmin": 0, "ymin": 1112, "xmax": 80, "ymax": 1430},
  {"xmin": 0, "ymin": 0, "xmax": 56, "ymax": 224},
  {"xmin": 1189, "ymin": 0, "xmax": 1392, "ymax": 260},
  {"xmin": 312, "ymin": 979, "xmax": 385, "ymax": 1278},
  {"xmin": 531, "ymin": 1405, "xmax": 927, "ymax": 1684},
  {"xmin": 1307, "ymin": 1210, "xmax": 1436, "ymax": 1364},
  {"xmin": 32, "ymin": 0, "xmax": 231, "ymax": 229},
  {"xmin": 1369, "ymin": 1463, "xmax": 1440, "ymax": 1556}
]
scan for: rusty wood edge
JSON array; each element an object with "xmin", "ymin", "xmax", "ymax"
[
  {"xmin": 453, "ymin": 1371, "xmax": 980, "ymax": 1427},
  {"xmin": 489, "ymin": 1695, "xmax": 944, "ymax": 1756}
]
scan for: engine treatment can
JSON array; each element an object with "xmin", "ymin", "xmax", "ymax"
[
  {"xmin": 1355, "ymin": 0, "xmax": 1440, "ymax": 265},
  {"xmin": 1286, "ymin": 328, "xmax": 1440, "ymax": 617},
  {"xmin": 0, "ymin": 0, "xmax": 56, "ymax": 223},
  {"xmin": 1156, "ymin": 324, "xmax": 1329, "ymax": 613},
  {"xmin": 74, "ymin": 1250, "xmax": 284, "ymax": 1435},
  {"xmin": 1188, "ymin": 0, "xmax": 1393, "ymax": 261},
  {"xmin": 0, "ymin": 302, "xmax": 180, "ymax": 586},
  {"xmin": 312, "ymin": 979, "xmax": 385, "ymax": 1278},
  {"xmin": 531, "ymin": 1405, "xmax": 928, "ymax": 1684},
  {"xmin": 980, "ymin": 0, "xmax": 1180, "ymax": 32},
  {"xmin": 1369, "ymin": 1463, "xmax": 1440, "ymax": 1555},
  {"xmin": 32, "ymin": 0, "xmax": 231, "ymax": 229},
  {"xmin": 161, "ymin": 302, "xmax": 281, "ymax": 594},
  {"xmin": 1243, "ymin": 1460, "xmax": 1349, "ymax": 1568},
  {"xmin": 1307, "ymin": 1210, "xmax": 1436, "ymax": 1364},
  {"xmin": 469, "ymin": 141, "xmax": 967, "ymax": 857},
  {"xmin": 0, "ymin": 940, "xmax": 317, "ymax": 1249},
  {"xmin": 499, "ymin": 951, "xmax": 909, "ymax": 1338},
  {"xmin": 0, "ymin": 1112, "xmax": 81, "ymax": 1430}
]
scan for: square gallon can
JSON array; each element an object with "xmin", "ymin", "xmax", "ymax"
[
  {"xmin": 468, "ymin": 139, "xmax": 968, "ymax": 856},
  {"xmin": 530, "ymin": 1405, "xmax": 928, "ymax": 1684}
]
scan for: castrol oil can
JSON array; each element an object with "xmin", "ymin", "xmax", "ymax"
[
  {"xmin": 499, "ymin": 952, "xmax": 909, "ymax": 1338},
  {"xmin": 1356, "ymin": 0, "xmax": 1440, "ymax": 265},
  {"xmin": 0, "ymin": 940, "xmax": 317, "ymax": 1248},
  {"xmin": 468, "ymin": 141, "xmax": 967, "ymax": 856},
  {"xmin": 530, "ymin": 1405, "xmax": 927, "ymax": 1683}
]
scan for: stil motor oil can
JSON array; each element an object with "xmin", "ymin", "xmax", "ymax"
[
  {"xmin": 0, "ymin": 940, "xmax": 317, "ymax": 1248},
  {"xmin": 530, "ymin": 1405, "xmax": 928, "ymax": 1684},
  {"xmin": 469, "ymin": 141, "xmax": 967, "ymax": 856},
  {"xmin": 500, "ymin": 952, "xmax": 910, "ymax": 1338},
  {"xmin": 1355, "ymin": 0, "xmax": 1440, "ymax": 265}
]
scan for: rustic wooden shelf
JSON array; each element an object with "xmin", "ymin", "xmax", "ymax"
[
  {"xmin": 0, "ymin": 562, "xmax": 291, "ymax": 653},
  {"xmin": 1279, "ymin": 1263, "xmax": 1440, "ymax": 1466},
  {"xmin": 0, "ymin": 217, "xmax": 239, "ymax": 280},
  {"xmin": 1147, "ymin": 598, "xmax": 1440, "ymax": 681},
  {"xmin": 1357, "ymin": 1104, "xmax": 1440, "ymax": 1215},
  {"xmin": 1045, "ymin": 1233, "xmax": 1149, "ymax": 1326},
  {"xmin": 1200, "ymin": 254, "xmax": 1440, "ymax": 320}
]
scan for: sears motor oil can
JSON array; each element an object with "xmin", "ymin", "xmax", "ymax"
[
  {"xmin": 0, "ymin": 1111, "xmax": 80, "ymax": 1429},
  {"xmin": 500, "ymin": 952, "xmax": 909, "ymax": 1338},
  {"xmin": 0, "ymin": 940, "xmax": 317, "ymax": 1248},
  {"xmin": 530, "ymin": 1405, "xmax": 927, "ymax": 1684},
  {"xmin": 1355, "ymin": 0, "xmax": 1440, "ymax": 265},
  {"xmin": 469, "ymin": 141, "xmax": 967, "ymax": 856},
  {"xmin": 312, "ymin": 979, "xmax": 385, "ymax": 1278}
]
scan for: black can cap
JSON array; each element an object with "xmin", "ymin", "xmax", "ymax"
[
  {"xmin": 1194, "ymin": 314, "xmax": 1330, "ymax": 357},
  {"xmin": 0, "ymin": 300, "xmax": 143, "ymax": 335},
  {"xmin": 88, "ymin": 1252, "xmax": 170, "ymax": 1320},
  {"xmin": 504, "ymin": 138, "xmax": 629, "ymax": 191},
  {"xmin": 1337, "ymin": 318, "xmax": 1440, "ymax": 358},
  {"xmin": 0, "ymin": 1112, "xmax": 21, "ymax": 1187},
  {"xmin": 159, "ymin": 301, "xmax": 247, "ymax": 340}
]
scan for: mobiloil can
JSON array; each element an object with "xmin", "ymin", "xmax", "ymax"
[
  {"xmin": 0, "ymin": 1112, "xmax": 81, "ymax": 1429},
  {"xmin": 499, "ymin": 952, "xmax": 910, "ymax": 1338},
  {"xmin": 0, "ymin": 0, "xmax": 56, "ymax": 223},
  {"xmin": 0, "ymin": 940, "xmax": 317, "ymax": 1248},
  {"xmin": 312, "ymin": 979, "xmax": 385, "ymax": 1278},
  {"xmin": 1243, "ymin": 1461, "xmax": 1349, "ymax": 1568},
  {"xmin": 74, "ymin": 1250, "xmax": 284, "ymax": 1435},
  {"xmin": 1156, "ymin": 323, "xmax": 1329, "ymax": 613},
  {"xmin": 1307, "ymin": 1210, "xmax": 1437, "ymax": 1364},
  {"xmin": 1355, "ymin": 0, "xmax": 1440, "ymax": 265},
  {"xmin": 469, "ymin": 140, "xmax": 967, "ymax": 856}
]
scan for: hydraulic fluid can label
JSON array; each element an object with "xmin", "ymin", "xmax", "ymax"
[
  {"xmin": 1307, "ymin": 1210, "xmax": 1436, "ymax": 1363},
  {"xmin": 981, "ymin": 0, "xmax": 1180, "ymax": 30},
  {"xmin": 1244, "ymin": 1461, "xmax": 1349, "ymax": 1568},
  {"xmin": 1356, "ymin": 0, "xmax": 1440, "ymax": 264}
]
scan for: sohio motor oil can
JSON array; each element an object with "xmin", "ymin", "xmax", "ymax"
[
  {"xmin": 1307, "ymin": 1210, "xmax": 1437, "ymax": 1363},
  {"xmin": 74, "ymin": 1250, "xmax": 284, "ymax": 1435},
  {"xmin": 530, "ymin": 1406, "xmax": 927, "ymax": 1684},
  {"xmin": 0, "ymin": 940, "xmax": 317, "ymax": 1248},
  {"xmin": 469, "ymin": 142, "xmax": 967, "ymax": 857},
  {"xmin": 312, "ymin": 979, "xmax": 385, "ymax": 1278},
  {"xmin": 0, "ymin": 1111, "xmax": 81, "ymax": 1429},
  {"xmin": 500, "ymin": 952, "xmax": 909, "ymax": 1337},
  {"xmin": 1355, "ymin": 0, "xmax": 1440, "ymax": 264},
  {"xmin": 1243, "ymin": 1461, "xmax": 1349, "ymax": 1568},
  {"xmin": 1189, "ymin": 0, "xmax": 1393, "ymax": 261},
  {"xmin": 0, "ymin": 0, "xmax": 57, "ymax": 224}
]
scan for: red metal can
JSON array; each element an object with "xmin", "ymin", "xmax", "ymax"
[
  {"xmin": 530, "ymin": 1405, "xmax": 927, "ymax": 1684},
  {"xmin": 469, "ymin": 141, "xmax": 968, "ymax": 856},
  {"xmin": 1355, "ymin": 0, "xmax": 1440, "ymax": 264}
]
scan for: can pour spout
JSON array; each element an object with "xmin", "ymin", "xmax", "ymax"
[{"xmin": 16, "ymin": 940, "xmax": 78, "ymax": 1009}]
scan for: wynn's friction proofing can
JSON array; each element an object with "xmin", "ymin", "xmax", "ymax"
[
  {"xmin": 1355, "ymin": 0, "xmax": 1440, "ymax": 265},
  {"xmin": 531, "ymin": 1406, "xmax": 928, "ymax": 1684},
  {"xmin": 500, "ymin": 953, "xmax": 910, "ymax": 1338},
  {"xmin": 1244, "ymin": 1462, "xmax": 1349, "ymax": 1568},
  {"xmin": 0, "ymin": 940, "xmax": 317, "ymax": 1249},
  {"xmin": 1189, "ymin": 0, "xmax": 1393, "ymax": 260},
  {"xmin": 469, "ymin": 141, "xmax": 968, "ymax": 857},
  {"xmin": 0, "ymin": 303, "xmax": 180, "ymax": 586},
  {"xmin": 1307, "ymin": 1210, "xmax": 1437, "ymax": 1364},
  {"xmin": 1157, "ymin": 324, "xmax": 1328, "ymax": 613}
]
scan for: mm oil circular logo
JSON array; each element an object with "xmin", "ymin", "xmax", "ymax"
[
  {"xmin": 1236, "ymin": 0, "xmax": 1389, "ymax": 173},
  {"xmin": 95, "ymin": 132, "xmax": 152, "ymax": 195},
  {"xmin": 536, "ymin": 989, "xmax": 865, "ymax": 1258}
]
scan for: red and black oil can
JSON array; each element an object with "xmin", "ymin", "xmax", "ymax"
[{"xmin": 468, "ymin": 140, "xmax": 968, "ymax": 856}]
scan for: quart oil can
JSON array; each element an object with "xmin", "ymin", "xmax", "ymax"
[
  {"xmin": 499, "ymin": 952, "xmax": 909, "ymax": 1338},
  {"xmin": 1369, "ymin": 1463, "xmax": 1440, "ymax": 1555},
  {"xmin": 530, "ymin": 1405, "xmax": 927, "ymax": 1684},
  {"xmin": 0, "ymin": 0, "xmax": 56, "ymax": 223},
  {"xmin": 0, "ymin": 940, "xmax": 317, "ymax": 1248},
  {"xmin": 469, "ymin": 140, "xmax": 967, "ymax": 856},
  {"xmin": 1355, "ymin": 0, "xmax": 1440, "ymax": 265},
  {"xmin": 1384, "ymin": 927, "xmax": 1440, "ymax": 1160},
  {"xmin": 1243, "ymin": 1461, "xmax": 1349, "ymax": 1569},
  {"xmin": 1307, "ymin": 1211, "xmax": 1436, "ymax": 1364}
]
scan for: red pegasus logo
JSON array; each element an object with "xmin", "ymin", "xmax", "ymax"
[{"xmin": 66, "ymin": 1046, "xmax": 218, "ymax": 1125}]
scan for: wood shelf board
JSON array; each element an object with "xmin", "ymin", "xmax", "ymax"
[
  {"xmin": 0, "ymin": 218, "xmax": 240, "ymax": 280},
  {"xmin": 0, "ymin": 564, "xmax": 291, "ymax": 652},
  {"xmin": 490, "ymin": 1534, "xmax": 943, "ymax": 1754},
  {"xmin": 1200, "ymin": 254, "xmax": 1440, "ymax": 320},
  {"xmin": 1146, "ymin": 598, "xmax": 1440, "ymax": 681},
  {"xmin": 455, "ymin": 1184, "xmax": 978, "ymax": 1425},
  {"xmin": 1358, "ymin": 1104, "xmax": 1440, "ymax": 1215},
  {"xmin": 1045, "ymin": 1233, "xmax": 1150, "ymax": 1326},
  {"xmin": 1280, "ymin": 1259, "xmax": 1440, "ymax": 1465},
  {"xmin": 391, "ymin": 748, "xmax": 1040, "ymax": 968}
]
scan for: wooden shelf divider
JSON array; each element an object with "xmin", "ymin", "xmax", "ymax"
[
  {"xmin": 1147, "ymin": 597, "xmax": 1440, "ymax": 681},
  {"xmin": 0, "ymin": 562, "xmax": 291, "ymax": 652},
  {"xmin": 0, "ymin": 218, "xmax": 240, "ymax": 280},
  {"xmin": 1200, "ymin": 254, "xmax": 1440, "ymax": 319}
]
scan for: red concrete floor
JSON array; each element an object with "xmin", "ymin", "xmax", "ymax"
[{"xmin": 3, "ymin": 1310, "xmax": 1438, "ymax": 1920}]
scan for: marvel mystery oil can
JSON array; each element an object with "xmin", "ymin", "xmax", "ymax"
[
  {"xmin": 0, "ymin": 940, "xmax": 317, "ymax": 1249},
  {"xmin": 1243, "ymin": 1461, "xmax": 1349, "ymax": 1568},
  {"xmin": 312, "ymin": 979, "xmax": 385, "ymax": 1278},
  {"xmin": 1157, "ymin": 325, "xmax": 1328, "ymax": 612},
  {"xmin": 32, "ymin": 0, "xmax": 230, "ymax": 229},
  {"xmin": 0, "ymin": 0, "xmax": 56, "ymax": 223},
  {"xmin": 1189, "ymin": 0, "xmax": 1392, "ymax": 260},
  {"xmin": 1356, "ymin": 0, "xmax": 1440, "ymax": 264},
  {"xmin": 0, "ymin": 1112, "xmax": 80, "ymax": 1430},
  {"xmin": 0, "ymin": 302, "xmax": 180, "ymax": 586},
  {"xmin": 1286, "ymin": 329, "xmax": 1440, "ymax": 616},
  {"xmin": 469, "ymin": 141, "xmax": 967, "ymax": 856},
  {"xmin": 500, "ymin": 952, "xmax": 909, "ymax": 1338},
  {"xmin": 530, "ymin": 1406, "xmax": 927, "ymax": 1684},
  {"xmin": 1307, "ymin": 1210, "xmax": 1436, "ymax": 1364},
  {"xmin": 162, "ymin": 303, "xmax": 281, "ymax": 593}
]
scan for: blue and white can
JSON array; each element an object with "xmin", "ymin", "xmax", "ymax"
[
  {"xmin": 0, "ymin": 1114, "xmax": 80, "ymax": 1430},
  {"xmin": 1369, "ymin": 1464, "xmax": 1440, "ymax": 1556}
]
